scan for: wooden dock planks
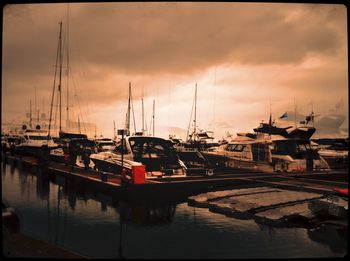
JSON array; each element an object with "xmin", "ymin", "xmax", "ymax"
[{"xmin": 188, "ymin": 187, "xmax": 332, "ymax": 227}]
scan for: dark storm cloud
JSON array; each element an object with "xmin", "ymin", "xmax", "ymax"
[
  {"xmin": 2, "ymin": 3, "xmax": 347, "ymax": 121},
  {"xmin": 70, "ymin": 2, "xmax": 344, "ymax": 75},
  {"xmin": 4, "ymin": 3, "xmax": 345, "ymax": 78}
]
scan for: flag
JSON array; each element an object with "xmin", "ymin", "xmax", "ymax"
[
  {"xmin": 269, "ymin": 114, "xmax": 272, "ymax": 126},
  {"xmin": 279, "ymin": 112, "xmax": 288, "ymax": 119}
]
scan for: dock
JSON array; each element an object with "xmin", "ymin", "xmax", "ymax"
[
  {"xmin": 2, "ymin": 152, "xmax": 348, "ymax": 202},
  {"xmin": 188, "ymin": 186, "xmax": 348, "ymax": 228}
]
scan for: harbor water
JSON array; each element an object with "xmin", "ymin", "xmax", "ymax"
[{"xmin": 2, "ymin": 160, "xmax": 347, "ymax": 258}]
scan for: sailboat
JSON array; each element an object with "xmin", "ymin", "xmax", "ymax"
[
  {"xmin": 47, "ymin": 21, "xmax": 95, "ymax": 165},
  {"xmin": 90, "ymin": 83, "xmax": 187, "ymax": 178}
]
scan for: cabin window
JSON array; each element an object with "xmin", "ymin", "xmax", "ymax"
[
  {"xmin": 252, "ymin": 144, "xmax": 268, "ymax": 161},
  {"xmin": 234, "ymin": 144, "xmax": 244, "ymax": 152},
  {"xmin": 129, "ymin": 138, "xmax": 172, "ymax": 159},
  {"xmin": 243, "ymin": 146, "xmax": 250, "ymax": 152}
]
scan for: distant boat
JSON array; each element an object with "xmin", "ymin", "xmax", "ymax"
[
  {"xmin": 94, "ymin": 137, "xmax": 116, "ymax": 152},
  {"xmin": 180, "ymin": 83, "xmax": 219, "ymax": 151}
]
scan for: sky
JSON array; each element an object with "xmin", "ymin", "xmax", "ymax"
[{"xmin": 2, "ymin": 2, "xmax": 348, "ymax": 140}]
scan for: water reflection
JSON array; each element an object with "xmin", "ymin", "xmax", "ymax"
[
  {"xmin": 308, "ymin": 225, "xmax": 348, "ymax": 254},
  {"xmin": 1, "ymin": 158, "xmax": 347, "ymax": 258}
]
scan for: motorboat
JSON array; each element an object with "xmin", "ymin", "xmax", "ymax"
[
  {"xmin": 1, "ymin": 134, "xmax": 25, "ymax": 154},
  {"xmin": 311, "ymin": 138, "xmax": 348, "ymax": 169},
  {"xmin": 15, "ymin": 127, "xmax": 59, "ymax": 157},
  {"xmin": 203, "ymin": 135, "xmax": 274, "ymax": 173},
  {"xmin": 269, "ymin": 135, "xmax": 330, "ymax": 172},
  {"xmin": 90, "ymin": 136, "xmax": 187, "ymax": 178},
  {"xmin": 94, "ymin": 137, "xmax": 116, "ymax": 152},
  {"xmin": 203, "ymin": 132, "xmax": 330, "ymax": 173}
]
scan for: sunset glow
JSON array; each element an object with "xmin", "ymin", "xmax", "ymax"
[{"xmin": 2, "ymin": 2, "xmax": 348, "ymax": 140}]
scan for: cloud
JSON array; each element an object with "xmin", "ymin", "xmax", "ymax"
[{"xmin": 2, "ymin": 2, "xmax": 347, "ymax": 138}]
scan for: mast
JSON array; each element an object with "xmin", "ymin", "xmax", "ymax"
[
  {"xmin": 66, "ymin": 4, "xmax": 70, "ymax": 130},
  {"xmin": 30, "ymin": 100, "xmax": 32, "ymax": 128},
  {"xmin": 193, "ymin": 83, "xmax": 197, "ymax": 139},
  {"xmin": 294, "ymin": 97, "xmax": 297, "ymax": 128},
  {"xmin": 48, "ymin": 22, "xmax": 61, "ymax": 138},
  {"xmin": 78, "ymin": 115, "xmax": 81, "ymax": 134},
  {"xmin": 113, "ymin": 120, "xmax": 116, "ymax": 139},
  {"xmin": 142, "ymin": 97, "xmax": 145, "ymax": 134},
  {"xmin": 126, "ymin": 82, "xmax": 131, "ymax": 135},
  {"xmin": 152, "ymin": 99, "xmax": 155, "ymax": 136},
  {"xmin": 58, "ymin": 21, "xmax": 63, "ymax": 133},
  {"xmin": 35, "ymin": 86, "xmax": 39, "ymax": 125}
]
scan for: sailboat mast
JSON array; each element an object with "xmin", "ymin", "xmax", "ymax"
[
  {"xmin": 35, "ymin": 87, "xmax": 39, "ymax": 125},
  {"xmin": 66, "ymin": 4, "xmax": 70, "ymax": 129},
  {"xmin": 30, "ymin": 100, "xmax": 32, "ymax": 128},
  {"xmin": 58, "ymin": 21, "xmax": 63, "ymax": 133},
  {"xmin": 78, "ymin": 115, "xmax": 81, "ymax": 134},
  {"xmin": 152, "ymin": 99, "xmax": 155, "ymax": 136},
  {"xmin": 194, "ymin": 83, "xmax": 197, "ymax": 136},
  {"xmin": 294, "ymin": 98, "xmax": 297, "ymax": 128},
  {"xmin": 142, "ymin": 97, "xmax": 144, "ymax": 133},
  {"xmin": 114, "ymin": 120, "xmax": 116, "ymax": 138},
  {"xmin": 126, "ymin": 82, "xmax": 131, "ymax": 135},
  {"xmin": 48, "ymin": 23, "xmax": 61, "ymax": 138}
]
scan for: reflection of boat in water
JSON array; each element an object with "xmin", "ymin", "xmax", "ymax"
[
  {"xmin": 2, "ymin": 201, "xmax": 20, "ymax": 234},
  {"xmin": 308, "ymin": 188, "xmax": 348, "ymax": 220},
  {"xmin": 90, "ymin": 136, "xmax": 187, "ymax": 178},
  {"xmin": 118, "ymin": 200, "xmax": 176, "ymax": 225}
]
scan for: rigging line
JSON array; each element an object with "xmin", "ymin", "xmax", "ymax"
[
  {"xmin": 186, "ymin": 88, "xmax": 195, "ymax": 142},
  {"xmin": 54, "ymin": 93, "xmax": 59, "ymax": 134},
  {"xmin": 75, "ymin": 93, "xmax": 87, "ymax": 135},
  {"xmin": 130, "ymin": 87, "xmax": 137, "ymax": 133}
]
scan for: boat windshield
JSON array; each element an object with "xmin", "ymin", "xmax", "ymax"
[
  {"xmin": 27, "ymin": 135, "xmax": 52, "ymax": 141},
  {"xmin": 226, "ymin": 144, "xmax": 248, "ymax": 152},
  {"xmin": 100, "ymin": 142, "xmax": 114, "ymax": 146},
  {"xmin": 129, "ymin": 137, "xmax": 175, "ymax": 159}
]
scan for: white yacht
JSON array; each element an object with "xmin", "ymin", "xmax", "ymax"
[
  {"xmin": 90, "ymin": 136, "xmax": 187, "ymax": 178},
  {"xmin": 15, "ymin": 127, "xmax": 59, "ymax": 157}
]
